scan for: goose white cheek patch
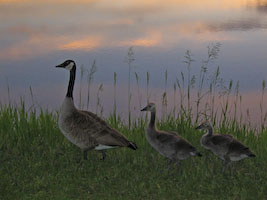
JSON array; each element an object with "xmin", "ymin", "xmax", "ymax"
[{"xmin": 65, "ymin": 62, "xmax": 74, "ymax": 70}]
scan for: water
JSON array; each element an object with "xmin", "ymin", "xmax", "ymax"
[{"xmin": 0, "ymin": 0, "xmax": 266, "ymax": 127}]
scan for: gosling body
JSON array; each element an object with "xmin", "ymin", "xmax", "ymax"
[
  {"xmin": 141, "ymin": 103, "xmax": 201, "ymax": 175},
  {"xmin": 196, "ymin": 122, "xmax": 255, "ymax": 174}
]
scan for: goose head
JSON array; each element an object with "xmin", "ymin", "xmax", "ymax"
[
  {"xmin": 141, "ymin": 102, "xmax": 156, "ymax": 112},
  {"xmin": 195, "ymin": 121, "xmax": 212, "ymax": 130},
  {"xmin": 56, "ymin": 60, "xmax": 76, "ymax": 71}
]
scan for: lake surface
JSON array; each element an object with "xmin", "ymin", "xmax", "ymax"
[{"xmin": 0, "ymin": 0, "xmax": 267, "ymax": 127}]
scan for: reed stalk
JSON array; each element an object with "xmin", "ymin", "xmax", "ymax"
[
  {"xmin": 79, "ymin": 64, "xmax": 85, "ymax": 109},
  {"xmin": 86, "ymin": 60, "xmax": 97, "ymax": 110},
  {"xmin": 125, "ymin": 47, "xmax": 135, "ymax": 129}
]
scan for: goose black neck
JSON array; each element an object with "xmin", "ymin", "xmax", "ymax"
[
  {"xmin": 149, "ymin": 111, "xmax": 156, "ymax": 128},
  {"xmin": 66, "ymin": 65, "xmax": 76, "ymax": 98}
]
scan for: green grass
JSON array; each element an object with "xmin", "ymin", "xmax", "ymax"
[{"xmin": 1, "ymin": 103, "xmax": 267, "ymax": 200}]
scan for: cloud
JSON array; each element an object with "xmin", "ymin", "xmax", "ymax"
[
  {"xmin": 160, "ymin": 22, "xmax": 237, "ymax": 43},
  {"xmin": 0, "ymin": 0, "xmax": 97, "ymax": 4},
  {"xmin": 177, "ymin": 17, "xmax": 267, "ymax": 34},
  {"xmin": 1, "ymin": 0, "xmax": 266, "ymax": 61},
  {"xmin": 118, "ymin": 32, "xmax": 161, "ymax": 47},
  {"xmin": 246, "ymin": 0, "xmax": 267, "ymax": 14},
  {"xmin": 59, "ymin": 37, "xmax": 102, "ymax": 51},
  {"xmin": 206, "ymin": 19, "xmax": 267, "ymax": 32},
  {"xmin": 120, "ymin": 39, "xmax": 157, "ymax": 47},
  {"xmin": 0, "ymin": 35, "xmax": 62, "ymax": 60},
  {"xmin": 0, "ymin": 34, "xmax": 103, "ymax": 60},
  {"xmin": 97, "ymin": 0, "xmax": 248, "ymax": 11}
]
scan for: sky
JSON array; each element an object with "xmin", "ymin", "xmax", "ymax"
[{"xmin": 0, "ymin": 0, "xmax": 267, "ymax": 125}]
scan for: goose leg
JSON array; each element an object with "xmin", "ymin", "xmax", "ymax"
[
  {"xmin": 167, "ymin": 159, "xmax": 172, "ymax": 171},
  {"xmin": 176, "ymin": 161, "xmax": 183, "ymax": 176},
  {"xmin": 83, "ymin": 150, "xmax": 88, "ymax": 160},
  {"xmin": 229, "ymin": 161, "xmax": 233, "ymax": 176},
  {"xmin": 222, "ymin": 157, "xmax": 232, "ymax": 175},
  {"xmin": 222, "ymin": 159, "xmax": 227, "ymax": 174},
  {"xmin": 205, "ymin": 151, "xmax": 211, "ymax": 162},
  {"xmin": 101, "ymin": 150, "xmax": 107, "ymax": 160}
]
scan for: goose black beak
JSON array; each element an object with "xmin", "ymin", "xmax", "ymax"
[
  {"xmin": 141, "ymin": 106, "xmax": 147, "ymax": 111},
  {"xmin": 55, "ymin": 63, "xmax": 64, "ymax": 68},
  {"xmin": 195, "ymin": 125, "xmax": 201, "ymax": 130}
]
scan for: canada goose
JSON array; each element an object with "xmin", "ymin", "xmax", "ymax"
[
  {"xmin": 141, "ymin": 103, "xmax": 201, "ymax": 175},
  {"xmin": 55, "ymin": 60, "xmax": 137, "ymax": 160},
  {"xmin": 195, "ymin": 121, "xmax": 255, "ymax": 174}
]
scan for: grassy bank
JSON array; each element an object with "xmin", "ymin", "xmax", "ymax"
[
  {"xmin": 1, "ymin": 45, "xmax": 266, "ymax": 199},
  {"xmin": 0, "ymin": 103, "xmax": 267, "ymax": 200}
]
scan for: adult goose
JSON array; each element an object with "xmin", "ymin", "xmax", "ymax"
[
  {"xmin": 195, "ymin": 121, "xmax": 255, "ymax": 174},
  {"xmin": 56, "ymin": 60, "xmax": 137, "ymax": 160},
  {"xmin": 141, "ymin": 103, "xmax": 201, "ymax": 175}
]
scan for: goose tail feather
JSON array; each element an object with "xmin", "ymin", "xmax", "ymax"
[
  {"xmin": 128, "ymin": 142, "xmax": 138, "ymax": 150},
  {"xmin": 248, "ymin": 152, "xmax": 256, "ymax": 157}
]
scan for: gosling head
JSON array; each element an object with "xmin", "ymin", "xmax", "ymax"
[
  {"xmin": 195, "ymin": 121, "xmax": 212, "ymax": 130},
  {"xmin": 141, "ymin": 102, "xmax": 156, "ymax": 112},
  {"xmin": 55, "ymin": 60, "xmax": 76, "ymax": 71}
]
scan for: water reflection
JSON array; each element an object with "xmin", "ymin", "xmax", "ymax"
[
  {"xmin": 0, "ymin": 0, "xmax": 266, "ymax": 127},
  {"xmin": 247, "ymin": 0, "xmax": 267, "ymax": 14},
  {"xmin": 204, "ymin": 19, "xmax": 267, "ymax": 32},
  {"xmin": 1, "ymin": 0, "xmax": 267, "ymax": 59}
]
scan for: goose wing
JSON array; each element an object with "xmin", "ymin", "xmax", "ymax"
[
  {"xmin": 157, "ymin": 131, "xmax": 198, "ymax": 155},
  {"xmin": 76, "ymin": 110, "xmax": 133, "ymax": 147},
  {"xmin": 175, "ymin": 139, "xmax": 199, "ymax": 155},
  {"xmin": 228, "ymin": 139, "xmax": 253, "ymax": 156},
  {"xmin": 210, "ymin": 134, "xmax": 233, "ymax": 146},
  {"xmin": 167, "ymin": 131, "xmax": 179, "ymax": 136},
  {"xmin": 156, "ymin": 131, "xmax": 180, "ymax": 144},
  {"xmin": 157, "ymin": 131, "xmax": 191, "ymax": 148}
]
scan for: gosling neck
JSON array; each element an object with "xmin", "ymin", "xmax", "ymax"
[
  {"xmin": 149, "ymin": 111, "xmax": 156, "ymax": 128},
  {"xmin": 206, "ymin": 126, "xmax": 213, "ymax": 136}
]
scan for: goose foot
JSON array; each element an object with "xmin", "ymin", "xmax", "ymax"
[
  {"xmin": 100, "ymin": 151, "xmax": 107, "ymax": 161},
  {"xmin": 83, "ymin": 150, "xmax": 88, "ymax": 160},
  {"xmin": 222, "ymin": 158, "xmax": 233, "ymax": 176},
  {"xmin": 176, "ymin": 161, "xmax": 183, "ymax": 176},
  {"xmin": 229, "ymin": 161, "xmax": 233, "ymax": 176},
  {"xmin": 205, "ymin": 152, "xmax": 211, "ymax": 162},
  {"xmin": 167, "ymin": 159, "xmax": 173, "ymax": 171}
]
